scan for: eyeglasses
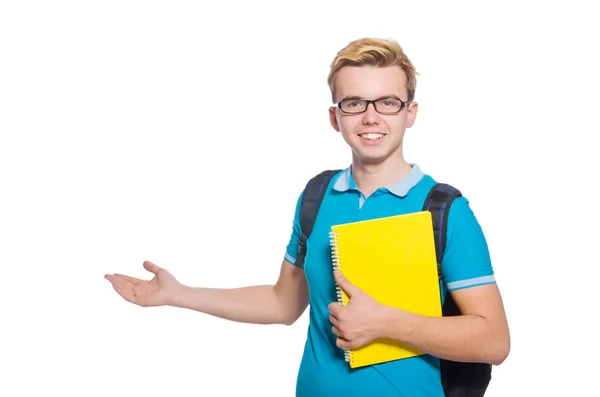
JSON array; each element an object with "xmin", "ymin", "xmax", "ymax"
[{"xmin": 334, "ymin": 97, "xmax": 411, "ymax": 114}]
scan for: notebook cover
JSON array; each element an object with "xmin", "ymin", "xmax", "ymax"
[{"xmin": 330, "ymin": 210, "xmax": 442, "ymax": 368}]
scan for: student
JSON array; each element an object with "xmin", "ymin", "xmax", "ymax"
[{"xmin": 105, "ymin": 37, "xmax": 510, "ymax": 396}]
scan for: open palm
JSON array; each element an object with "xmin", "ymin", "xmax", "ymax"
[{"xmin": 105, "ymin": 261, "xmax": 179, "ymax": 307}]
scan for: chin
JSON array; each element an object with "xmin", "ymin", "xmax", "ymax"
[
  {"xmin": 352, "ymin": 141, "xmax": 403, "ymax": 164},
  {"xmin": 352, "ymin": 151, "xmax": 389, "ymax": 165}
]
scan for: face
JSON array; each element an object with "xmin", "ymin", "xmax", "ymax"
[{"xmin": 328, "ymin": 65, "xmax": 418, "ymax": 165}]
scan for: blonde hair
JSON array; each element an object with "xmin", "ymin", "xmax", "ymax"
[{"xmin": 327, "ymin": 37, "xmax": 419, "ymax": 103}]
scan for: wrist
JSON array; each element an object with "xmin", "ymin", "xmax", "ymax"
[
  {"xmin": 166, "ymin": 283, "xmax": 188, "ymax": 307},
  {"xmin": 379, "ymin": 306, "xmax": 410, "ymax": 342}
]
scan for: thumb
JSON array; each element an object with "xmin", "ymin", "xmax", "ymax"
[
  {"xmin": 334, "ymin": 268, "xmax": 360, "ymax": 298},
  {"xmin": 143, "ymin": 260, "xmax": 162, "ymax": 275}
]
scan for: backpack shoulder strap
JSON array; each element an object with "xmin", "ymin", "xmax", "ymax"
[
  {"xmin": 422, "ymin": 183, "xmax": 462, "ymax": 280},
  {"xmin": 295, "ymin": 169, "xmax": 341, "ymax": 268},
  {"xmin": 423, "ymin": 183, "xmax": 492, "ymax": 397}
]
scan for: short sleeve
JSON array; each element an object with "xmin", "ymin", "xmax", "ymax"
[
  {"xmin": 441, "ymin": 196, "xmax": 496, "ymax": 291},
  {"xmin": 284, "ymin": 191, "xmax": 304, "ymax": 267}
]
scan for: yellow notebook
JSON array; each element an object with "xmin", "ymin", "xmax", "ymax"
[{"xmin": 329, "ymin": 210, "xmax": 442, "ymax": 368}]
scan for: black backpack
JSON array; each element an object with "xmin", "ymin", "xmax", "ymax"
[{"xmin": 295, "ymin": 169, "xmax": 492, "ymax": 397}]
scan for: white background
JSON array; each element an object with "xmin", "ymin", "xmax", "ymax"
[{"xmin": 1, "ymin": 1, "xmax": 598, "ymax": 396}]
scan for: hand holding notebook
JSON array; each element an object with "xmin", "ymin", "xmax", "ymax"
[{"xmin": 328, "ymin": 268, "xmax": 393, "ymax": 353}]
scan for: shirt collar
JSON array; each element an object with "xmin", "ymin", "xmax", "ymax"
[{"xmin": 333, "ymin": 163, "xmax": 424, "ymax": 197}]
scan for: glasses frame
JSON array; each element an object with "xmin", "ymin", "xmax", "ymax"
[{"xmin": 333, "ymin": 96, "xmax": 412, "ymax": 114}]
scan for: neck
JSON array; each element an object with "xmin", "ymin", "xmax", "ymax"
[{"xmin": 351, "ymin": 154, "xmax": 412, "ymax": 198}]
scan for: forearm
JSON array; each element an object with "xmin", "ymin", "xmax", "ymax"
[
  {"xmin": 381, "ymin": 308, "xmax": 509, "ymax": 365},
  {"xmin": 169, "ymin": 284, "xmax": 289, "ymax": 325}
]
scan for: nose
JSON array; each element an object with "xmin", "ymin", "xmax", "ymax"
[{"xmin": 362, "ymin": 102, "xmax": 381, "ymax": 124}]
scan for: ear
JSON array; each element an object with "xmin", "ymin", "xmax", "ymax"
[
  {"xmin": 329, "ymin": 106, "xmax": 341, "ymax": 132},
  {"xmin": 405, "ymin": 101, "xmax": 418, "ymax": 128}
]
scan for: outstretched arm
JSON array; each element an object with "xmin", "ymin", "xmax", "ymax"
[
  {"xmin": 106, "ymin": 259, "xmax": 309, "ymax": 326},
  {"xmin": 106, "ymin": 191, "xmax": 311, "ymax": 326},
  {"xmin": 170, "ymin": 259, "xmax": 309, "ymax": 325}
]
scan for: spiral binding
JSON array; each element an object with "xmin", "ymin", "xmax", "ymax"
[{"xmin": 329, "ymin": 229, "xmax": 352, "ymax": 365}]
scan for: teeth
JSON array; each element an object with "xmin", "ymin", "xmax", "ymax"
[{"xmin": 361, "ymin": 133, "xmax": 383, "ymax": 140}]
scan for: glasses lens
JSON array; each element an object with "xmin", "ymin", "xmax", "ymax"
[
  {"xmin": 339, "ymin": 99, "xmax": 367, "ymax": 113},
  {"xmin": 374, "ymin": 98, "xmax": 403, "ymax": 113}
]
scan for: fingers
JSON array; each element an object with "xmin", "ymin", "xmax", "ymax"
[
  {"xmin": 336, "ymin": 337, "xmax": 352, "ymax": 350},
  {"xmin": 105, "ymin": 274, "xmax": 137, "ymax": 304},
  {"xmin": 104, "ymin": 274, "xmax": 119, "ymax": 285},
  {"xmin": 333, "ymin": 330, "xmax": 352, "ymax": 350},
  {"xmin": 330, "ymin": 316, "xmax": 348, "ymax": 344},
  {"xmin": 113, "ymin": 274, "xmax": 142, "ymax": 285},
  {"xmin": 105, "ymin": 274, "xmax": 134, "ymax": 287},
  {"xmin": 329, "ymin": 314, "xmax": 339, "ymax": 327},
  {"xmin": 328, "ymin": 302, "xmax": 341, "ymax": 316},
  {"xmin": 329, "ymin": 311, "xmax": 354, "ymax": 350},
  {"xmin": 332, "ymin": 325, "xmax": 342, "ymax": 337}
]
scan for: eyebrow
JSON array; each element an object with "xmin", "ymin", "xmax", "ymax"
[{"xmin": 340, "ymin": 95, "xmax": 401, "ymax": 101}]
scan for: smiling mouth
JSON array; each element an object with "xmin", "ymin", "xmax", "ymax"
[{"xmin": 358, "ymin": 133, "xmax": 385, "ymax": 141}]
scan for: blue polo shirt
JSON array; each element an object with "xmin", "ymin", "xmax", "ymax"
[{"xmin": 284, "ymin": 164, "xmax": 495, "ymax": 397}]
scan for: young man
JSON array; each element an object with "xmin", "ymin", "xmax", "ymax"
[{"xmin": 105, "ymin": 38, "xmax": 510, "ymax": 396}]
